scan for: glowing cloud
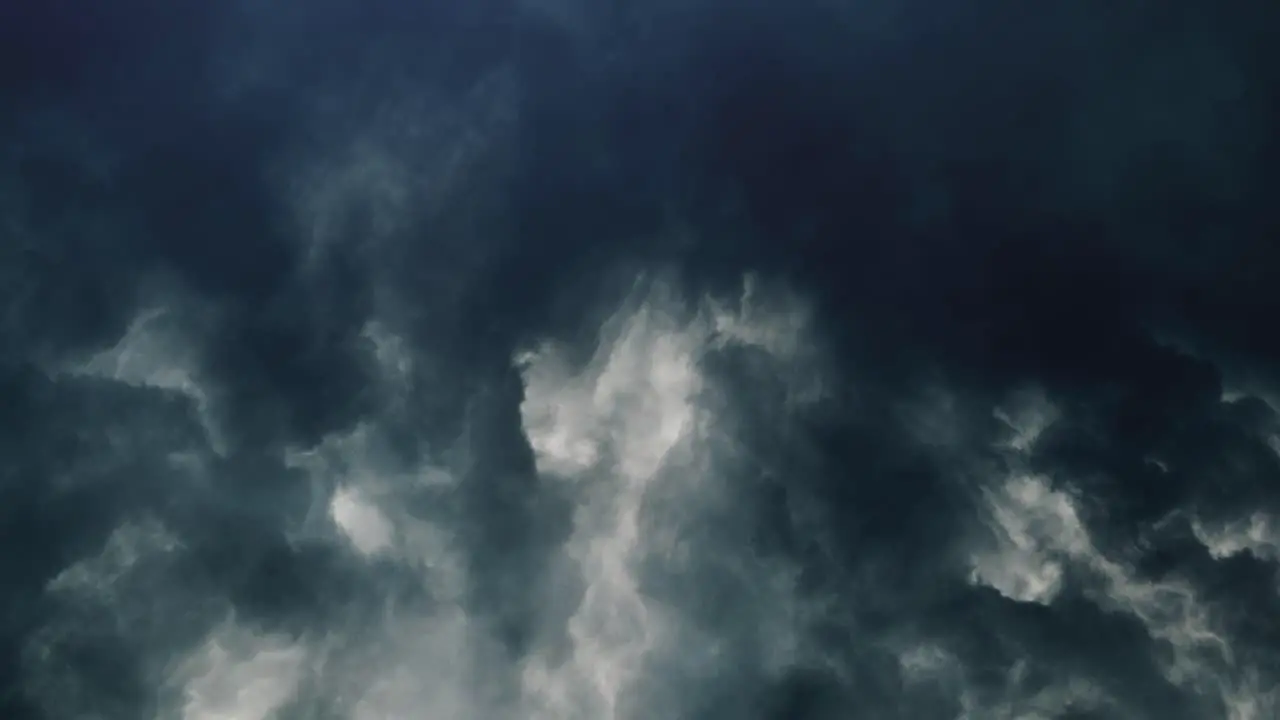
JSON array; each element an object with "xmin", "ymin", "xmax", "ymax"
[{"xmin": 517, "ymin": 276, "xmax": 824, "ymax": 720}]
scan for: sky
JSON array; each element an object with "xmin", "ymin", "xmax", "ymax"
[{"xmin": 1, "ymin": 0, "xmax": 1279, "ymax": 718}]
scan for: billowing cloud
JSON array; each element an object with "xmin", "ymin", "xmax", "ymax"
[
  {"xmin": 516, "ymin": 277, "xmax": 826, "ymax": 719},
  {"xmin": 4, "ymin": 0, "xmax": 1280, "ymax": 718}
]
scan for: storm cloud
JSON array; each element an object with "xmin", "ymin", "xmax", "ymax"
[{"xmin": 2, "ymin": 0, "xmax": 1279, "ymax": 718}]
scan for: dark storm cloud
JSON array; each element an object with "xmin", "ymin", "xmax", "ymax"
[{"xmin": 3, "ymin": 0, "xmax": 1280, "ymax": 718}]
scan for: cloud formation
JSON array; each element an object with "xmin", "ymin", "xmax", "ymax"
[{"xmin": 3, "ymin": 0, "xmax": 1279, "ymax": 718}]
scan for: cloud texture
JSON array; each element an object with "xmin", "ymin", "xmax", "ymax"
[{"xmin": 2, "ymin": 0, "xmax": 1279, "ymax": 718}]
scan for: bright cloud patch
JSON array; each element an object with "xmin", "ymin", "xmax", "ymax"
[
  {"xmin": 1194, "ymin": 512, "xmax": 1280, "ymax": 562},
  {"xmin": 329, "ymin": 484, "xmax": 394, "ymax": 557},
  {"xmin": 516, "ymin": 276, "xmax": 824, "ymax": 719},
  {"xmin": 971, "ymin": 474, "xmax": 1083, "ymax": 605},
  {"xmin": 170, "ymin": 621, "xmax": 309, "ymax": 720}
]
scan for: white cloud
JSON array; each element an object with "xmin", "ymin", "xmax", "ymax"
[
  {"xmin": 1194, "ymin": 512, "xmax": 1280, "ymax": 562},
  {"xmin": 969, "ymin": 391, "xmax": 1280, "ymax": 717},
  {"xmin": 517, "ymin": 276, "xmax": 824, "ymax": 719},
  {"xmin": 278, "ymin": 328, "xmax": 487, "ymax": 717},
  {"xmin": 170, "ymin": 621, "xmax": 309, "ymax": 720},
  {"xmin": 515, "ymin": 342, "xmax": 606, "ymax": 479},
  {"xmin": 517, "ymin": 288, "xmax": 701, "ymax": 720},
  {"xmin": 29, "ymin": 272, "xmax": 835, "ymax": 720},
  {"xmin": 329, "ymin": 485, "xmax": 395, "ymax": 557},
  {"xmin": 971, "ymin": 394, "xmax": 1085, "ymax": 606},
  {"xmin": 345, "ymin": 608, "xmax": 504, "ymax": 720},
  {"xmin": 971, "ymin": 474, "xmax": 1084, "ymax": 605},
  {"xmin": 284, "ymin": 420, "xmax": 461, "ymax": 585},
  {"xmin": 971, "ymin": 469, "xmax": 1232, "ymax": 705}
]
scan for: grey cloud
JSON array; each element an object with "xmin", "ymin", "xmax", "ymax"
[{"xmin": 4, "ymin": 0, "xmax": 1280, "ymax": 718}]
